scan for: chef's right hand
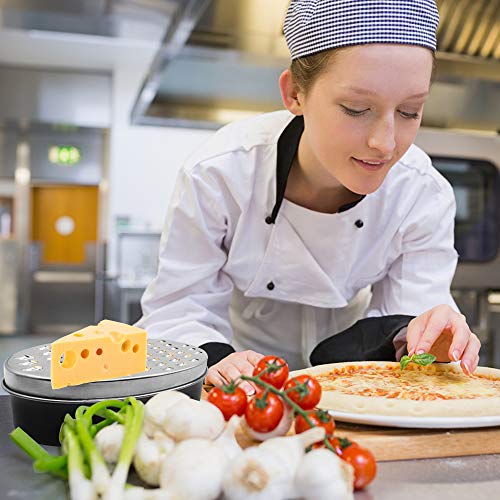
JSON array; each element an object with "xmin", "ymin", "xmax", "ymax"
[{"xmin": 205, "ymin": 350, "xmax": 265, "ymax": 395}]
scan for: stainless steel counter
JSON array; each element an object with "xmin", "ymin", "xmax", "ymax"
[{"xmin": 1, "ymin": 396, "xmax": 499, "ymax": 499}]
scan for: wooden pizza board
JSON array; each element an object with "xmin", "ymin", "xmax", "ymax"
[
  {"xmin": 203, "ymin": 387, "xmax": 500, "ymax": 461},
  {"xmin": 234, "ymin": 420, "xmax": 500, "ymax": 462}
]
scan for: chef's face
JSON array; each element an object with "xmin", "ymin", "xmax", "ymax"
[{"xmin": 293, "ymin": 44, "xmax": 433, "ymax": 195}]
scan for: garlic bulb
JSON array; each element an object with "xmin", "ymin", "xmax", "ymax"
[
  {"xmin": 162, "ymin": 399, "xmax": 225, "ymax": 441},
  {"xmin": 144, "ymin": 390, "xmax": 190, "ymax": 437},
  {"xmin": 159, "ymin": 438, "xmax": 228, "ymax": 500},
  {"xmin": 295, "ymin": 448, "xmax": 354, "ymax": 500},
  {"xmin": 95, "ymin": 424, "xmax": 125, "ymax": 464},
  {"xmin": 214, "ymin": 415, "xmax": 242, "ymax": 461},
  {"xmin": 222, "ymin": 445, "xmax": 294, "ymax": 500},
  {"xmin": 133, "ymin": 432, "xmax": 175, "ymax": 486},
  {"xmin": 259, "ymin": 426, "xmax": 325, "ymax": 471},
  {"xmin": 123, "ymin": 486, "xmax": 172, "ymax": 500}
]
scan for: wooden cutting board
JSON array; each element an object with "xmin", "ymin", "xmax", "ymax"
[
  {"xmin": 203, "ymin": 386, "xmax": 500, "ymax": 461},
  {"xmin": 234, "ymin": 421, "xmax": 500, "ymax": 462}
]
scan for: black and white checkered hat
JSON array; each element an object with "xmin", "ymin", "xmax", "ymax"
[{"xmin": 284, "ymin": 0, "xmax": 440, "ymax": 60}]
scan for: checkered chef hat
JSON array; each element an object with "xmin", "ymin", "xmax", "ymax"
[{"xmin": 284, "ymin": 0, "xmax": 440, "ymax": 60}]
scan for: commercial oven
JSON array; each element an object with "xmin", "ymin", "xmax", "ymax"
[{"xmin": 415, "ymin": 127, "xmax": 500, "ymax": 367}]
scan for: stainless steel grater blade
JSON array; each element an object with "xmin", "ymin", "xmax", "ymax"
[{"xmin": 3, "ymin": 339, "xmax": 208, "ymax": 400}]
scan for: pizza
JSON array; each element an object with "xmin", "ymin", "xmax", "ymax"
[{"xmin": 291, "ymin": 361, "xmax": 500, "ymax": 417}]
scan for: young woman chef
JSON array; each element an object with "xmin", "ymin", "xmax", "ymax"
[{"xmin": 137, "ymin": 0, "xmax": 481, "ymax": 394}]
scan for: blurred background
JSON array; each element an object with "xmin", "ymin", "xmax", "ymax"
[{"xmin": 0, "ymin": 0, "xmax": 499, "ymax": 370}]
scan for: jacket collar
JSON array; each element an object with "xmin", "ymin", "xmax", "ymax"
[{"xmin": 267, "ymin": 114, "xmax": 365, "ymax": 224}]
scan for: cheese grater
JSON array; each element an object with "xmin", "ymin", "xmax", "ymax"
[{"xmin": 2, "ymin": 339, "xmax": 208, "ymax": 445}]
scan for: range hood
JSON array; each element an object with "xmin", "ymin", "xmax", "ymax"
[
  {"xmin": 0, "ymin": 0, "xmax": 178, "ymax": 42},
  {"xmin": 131, "ymin": 0, "xmax": 500, "ymax": 131}
]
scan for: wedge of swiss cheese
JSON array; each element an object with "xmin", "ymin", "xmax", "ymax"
[{"xmin": 51, "ymin": 320, "xmax": 147, "ymax": 389}]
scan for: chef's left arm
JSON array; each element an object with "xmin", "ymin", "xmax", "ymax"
[{"xmin": 366, "ymin": 188, "xmax": 481, "ymax": 374}]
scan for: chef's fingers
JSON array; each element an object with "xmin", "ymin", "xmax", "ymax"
[
  {"xmin": 447, "ymin": 317, "xmax": 474, "ymax": 362},
  {"xmin": 471, "ymin": 354, "xmax": 480, "ymax": 373},
  {"xmin": 411, "ymin": 305, "xmax": 454, "ymax": 355},
  {"xmin": 406, "ymin": 315, "xmax": 427, "ymax": 356},
  {"xmin": 459, "ymin": 333, "xmax": 481, "ymax": 375},
  {"xmin": 245, "ymin": 350, "xmax": 266, "ymax": 366},
  {"xmin": 231, "ymin": 358, "xmax": 260, "ymax": 392},
  {"xmin": 205, "ymin": 367, "xmax": 227, "ymax": 388},
  {"xmin": 223, "ymin": 362, "xmax": 255, "ymax": 395},
  {"xmin": 227, "ymin": 360, "xmax": 258, "ymax": 395},
  {"xmin": 230, "ymin": 358, "xmax": 257, "ymax": 377}
]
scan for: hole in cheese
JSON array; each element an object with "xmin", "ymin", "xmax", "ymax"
[
  {"xmin": 60, "ymin": 350, "xmax": 76, "ymax": 368},
  {"xmin": 132, "ymin": 344, "xmax": 140, "ymax": 353},
  {"xmin": 96, "ymin": 348, "xmax": 103, "ymax": 355},
  {"xmin": 74, "ymin": 333, "xmax": 84, "ymax": 337},
  {"xmin": 103, "ymin": 364, "xmax": 109, "ymax": 370},
  {"xmin": 81, "ymin": 349, "xmax": 89, "ymax": 359},
  {"xmin": 121, "ymin": 340, "xmax": 131, "ymax": 352}
]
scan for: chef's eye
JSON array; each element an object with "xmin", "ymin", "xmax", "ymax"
[
  {"xmin": 399, "ymin": 110, "xmax": 420, "ymax": 120},
  {"xmin": 340, "ymin": 105, "xmax": 369, "ymax": 117}
]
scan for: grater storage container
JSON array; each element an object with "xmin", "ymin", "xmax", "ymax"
[{"xmin": 3, "ymin": 339, "xmax": 208, "ymax": 445}]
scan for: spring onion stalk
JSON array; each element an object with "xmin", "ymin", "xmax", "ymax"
[
  {"xmin": 75, "ymin": 406, "xmax": 111, "ymax": 495},
  {"xmin": 34, "ymin": 455, "xmax": 67, "ymax": 475},
  {"xmin": 85, "ymin": 400, "xmax": 126, "ymax": 420},
  {"xmin": 63, "ymin": 424, "xmax": 96, "ymax": 500},
  {"xmin": 94, "ymin": 407, "xmax": 127, "ymax": 425},
  {"xmin": 103, "ymin": 398, "xmax": 144, "ymax": 500},
  {"xmin": 90, "ymin": 418, "xmax": 114, "ymax": 437},
  {"xmin": 9, "ymin": 427, "xmax": 67, "ymax": 480},
  {"xmin": 60, "ymin": 413, "xmax": 77, "ymax": 445}
]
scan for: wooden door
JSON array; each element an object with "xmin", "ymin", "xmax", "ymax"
[{"xmin": 31, "ymin": 185, "xmax": 98, "ymax": 265}]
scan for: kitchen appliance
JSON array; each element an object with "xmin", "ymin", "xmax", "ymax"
[
  {"xmin": 415, "ymin": 128, "xmax": 500, "ymax": 367},
  {"xmin": 2, "ymin": 339, "xmax": 208, "ymax": 445}
]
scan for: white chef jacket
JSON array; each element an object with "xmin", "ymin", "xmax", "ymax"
[{"xmin": 137, "ymin": 110, "xmax": 458, "ymax": 370}]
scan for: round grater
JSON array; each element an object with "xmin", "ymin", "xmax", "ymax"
[{"xmin": 3, "ymin": 339, "xmax": 208, "ymax": 445}]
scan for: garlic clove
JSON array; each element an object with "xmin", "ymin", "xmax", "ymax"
[
  {"xmin": 259, "ymin": 426, "xmax": 325, "ymax": 471},
  {"xmin": 160, "ymin": 438, "xmax": 228, "ymax": 500},
  {"xmin": 144, "ymin": 390, "xmax": 190, "ymax": 438},
  {"xmin": 95, "ymin": 423, "xmax": 125, "ymax": 465},
  {"xmin": 133, "ymin": 433, "xmax": 163, "ymax": 486},
  {"xmin": 295, "ymin": 448, "xmax": 354, "ymax": 500},
  {"xmin": 162, "ymin": 399, "xmax": 225, "ymax": 441},
  {"xmin": 214, "ymin": 415, "xmax": 242, "ymax": 461},
  {"xmin": 222, "ymin": 446, "xmax": 294, "ymax": 500},
  {"xmin": 124, "ymin": 486, "xmax": 174, "ymax": 500}
]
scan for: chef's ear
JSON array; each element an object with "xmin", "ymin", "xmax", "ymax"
[{"xmin": 279, "ymin": 69, "xmax": 303, "ymax": 115}]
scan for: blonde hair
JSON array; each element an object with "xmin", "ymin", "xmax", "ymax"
[{"xmin": 290, "ymin": 48, "xmax": 437, "ymax": 95}]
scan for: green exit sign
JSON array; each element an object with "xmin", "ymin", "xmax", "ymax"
[{"xmin": 48, "ymin": 145, "xmax": 82, "ymax": 166}]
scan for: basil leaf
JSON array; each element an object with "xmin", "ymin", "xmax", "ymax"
[
  {"xmin": 412, "ymin": 353, "xmax": 437, "ymax": 366},
  {"xmin": 400, "ymin": 355, "xmax": 413, "ymax": 370}
]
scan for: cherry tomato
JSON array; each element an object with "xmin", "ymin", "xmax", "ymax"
[
  {"xmin": 294, "ymin": 409, "xmax": 336, "ymax": 436},
  {"xmin": 252, "ymin": 356, "xmax": 289, "ymax": 389},
  {"xmin": 207, "ymin": 383, "xmax": 247, "ymax": 421},
  {"xmin": 341, "ymin": 442, "xmax": 377, "ymax": 490},
  {"xmin": 283, "ymin": 375, "xmax": 322, "ymax": 410},
  {"xmin": 245, "ymin": 392, "xmax": 284, "ymax": 432}
]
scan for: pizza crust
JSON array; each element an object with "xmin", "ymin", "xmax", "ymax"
[{"xmin": 291, "ymin": 361, "xmax": 500, "ymax": 418}]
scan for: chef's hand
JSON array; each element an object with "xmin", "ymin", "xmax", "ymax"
[
  {"xmin": 205, "ymin": 350, "xmax": 265, "ymax": 395},
  {"xmin": 406, "ymin": 304, "xmax": 481, "ymax": 374}
]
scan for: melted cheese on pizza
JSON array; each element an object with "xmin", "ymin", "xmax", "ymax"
[{"xmin": 316, "ymin": 364, "xmax": 500, "ymax": 401}]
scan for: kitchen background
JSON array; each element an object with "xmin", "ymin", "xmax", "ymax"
[{"xmin": 0, "ymin": 0, "xmax": 499, "ymax": 374}]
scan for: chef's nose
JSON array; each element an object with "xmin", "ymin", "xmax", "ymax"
[{"xmin": 367, "ymin": 116, "xmax": 396, "ymax": 157}]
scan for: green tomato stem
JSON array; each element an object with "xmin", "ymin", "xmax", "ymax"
[{"xmin": 239, "ymin": 374, "xmax": 337, "ymax": 453}]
